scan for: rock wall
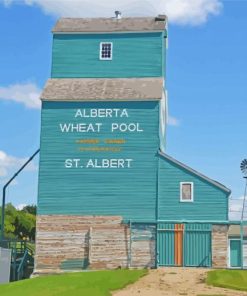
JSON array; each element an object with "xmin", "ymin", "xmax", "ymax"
[
  {"xmin": 212, "ymin": 225, "xmax": 228, "ymax": 268},
  {"xmin": 34, "ymin": 215, "xmax": 155, "ymax": 274}
]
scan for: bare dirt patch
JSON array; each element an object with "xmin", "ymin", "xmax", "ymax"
[{"xmin": 113, "ymin": 268, "xmax": 247, "ymax": 296}]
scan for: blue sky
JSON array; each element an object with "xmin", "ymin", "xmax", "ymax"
[{"xmin": 0, "ymin": 0, "xmax": 246, "ymax": 218}]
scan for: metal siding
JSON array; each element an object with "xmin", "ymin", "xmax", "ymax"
[
  {"xmin": 157, "ymin": 223, "xmax": 212, "ymax": 267},
  {"xmin": 52, "ymin": 33, "xmax": 163, "ymax": 78},
  {"xmin": 158, "ymin": 157, "xmax": 228, "ymax": 221},
  {"xmin": 157, "ymin": 223, "xmax": 175, "ymax": 266},
  {"xmin": 230, "ymin": 240, "xmax": 241, "ymax": 268},
  {"xmin": 38, "ymin": 101, "xmax": 159, "ymax": 220},
  {"xmin": 184, "ymin": 223, "xmax": 211, "ymax": 267},
  {"xmin": 243, "ymin": 240, "xmax": 247, "ymax": 268}
]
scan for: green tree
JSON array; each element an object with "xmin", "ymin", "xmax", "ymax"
[
  {"xmin": 22, "ymin": 205, "xmax": 37, "ymax": 216},
  {"xmin": 0, "ymin": 203, "xmax": 36, "ymax": 241}
]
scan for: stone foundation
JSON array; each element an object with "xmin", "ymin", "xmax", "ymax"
[
  {"xmin": 212, "ymin": 225, "xmax": 228, "ymax": 268},
  {"xmin": 34, "ymin": 215, "xmax": 155, "ymax": 274},
  {"xmin": 35, "ymin": 217, "xmax": 229, "ymax": 272}
]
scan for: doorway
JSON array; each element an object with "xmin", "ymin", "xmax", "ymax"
[{"xmin": 229, "ymin": 239, "xmax": 241, "ymax": 268}]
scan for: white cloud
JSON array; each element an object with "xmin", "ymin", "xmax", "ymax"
[
  {"xmin": 229, "ymin": 196, "xmax": 244, "ymax": 221},
  {"xmin": 168, "ymin": 115, "xmax": 180, "ymax": 126},
  {"xmin": 16, "ymin": 203, "xmax": 27, "ymax": 210},
  {"xmin": 0, "ymin": 150, "xmax": 37, "ymax": 179},
  {"xmin": 160, "ymin": 0, "xmax": 222, "ymax": 25},
  {"xmin": 2, "ymin": 0, "xmax": 223, "ymax": 26},
  {"xmin": 0, "ymin": 82, "xmax": 41, "ymax": 109}
]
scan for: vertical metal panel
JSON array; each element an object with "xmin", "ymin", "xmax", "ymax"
[
  {"xmin": 184, "ymin": 223, "xmax": 212, "ymax": 267},
  {"xmin": 243, "ymin": 240, "xmax": 247, "ymax": 268},
  {"xmin": 0, "ymin": 248, "xmax": 11, "ymax": 284},
  {"xmin": 52, "ymin": 33, "xmax": 163, "ymax": 78},
  {"xmin": 157, "ymin": 223, "xmax": 175, "ymax": 266},
  {"xmin": 158, "ymin": 223, "xmax": 212, "ymax": 267},
  {"xmin": 230, "ymin": 239, "xmax": 241, "ymax": 268}
]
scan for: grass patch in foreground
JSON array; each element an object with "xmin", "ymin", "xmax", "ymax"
[
  {"xmin": 206, "ymin": 270, "xmax": 247, "ymax": 292},
  {"xmin": 0, "ymin": 269, "xmax": 147, "ymax": 296}
]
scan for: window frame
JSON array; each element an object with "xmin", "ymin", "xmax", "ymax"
[
  {"xmin": 99, "ymin": 42, "xmax": 113, "ymax": 61},
  {"xmin": 180, "ymin": 182, "xmax": 194, "ymax": 202}
]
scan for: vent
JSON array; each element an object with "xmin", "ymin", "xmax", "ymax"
[
  {"xmin": 115, "ymin": 11, "xmax": 122, "ymax": 19},
  {"xmin": 155, "ymin": 15, "xmax": 166, "ymax": 21}
]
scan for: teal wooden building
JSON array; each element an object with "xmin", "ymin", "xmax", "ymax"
[{"xmin": 35, "ymin": 15, "xmax": 232, "ymax": 273}]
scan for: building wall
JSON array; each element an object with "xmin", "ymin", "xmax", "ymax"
[
  {"xmin": 35, "ymin": 215, "xmax": 128, "ymax": 272},
  {"xmin": 38, "ymin": 101, "xmax": 160, "ymax": 220},
  {"xmin": 35, "ymin": 215, "xmax": 155, "ymax": 273},
  {"xmin": 158, "ymin": 156, "xmax": 229, "ymax": 221},
  {"xmin": 51, "ymin": 32, "xmax": 164, "ymax": 78},
  {"xmin": 131, "ymin": 224, "xmax": 156, "ymax": 268},
  {"xmin": 35, "ymin": 216, "xmax": 229, "ymax": 272},
  {"xmin": 212, "ymin": 225, "xmax": 228, "ymax": 268}
]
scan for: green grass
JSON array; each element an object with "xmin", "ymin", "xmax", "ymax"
[
  {"xmin": 0, "ymin": 269, "xmax": 147, "ymax": 296},
  {"xmin": 206, "ymin": 270, "xmax": 247, "ymax": 292}
]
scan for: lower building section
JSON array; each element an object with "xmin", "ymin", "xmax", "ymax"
[
  {"xmin": 34, "ymin": 215, "xmax": 155, "ymax": 274},
  {"xmin": 212, "ymin": 225, "xmax": 228, "ymax": 268},
  {"xmin": 158, "ymin": 223, "xmax": 212, "ymax": 267},
  {"xmin": 228, "ymin": 224, "xmax": 247, "ymax": 269},
  {"xmin": 34, "ymin": 215, "xmax": 229, "ymax": 274}
]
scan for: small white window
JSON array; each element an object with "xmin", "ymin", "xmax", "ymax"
[
  {"xmin": 180, "ymin": 182, "xmax": 194, "ymax": 202},
  {"xmin": 100, "ymin": 42, "xmax": 113, "ymax": 60}
]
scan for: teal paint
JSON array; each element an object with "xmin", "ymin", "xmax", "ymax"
[
  {"xmin": 158, "ymin": 155, "xmax": 229, "ymax": 221},
  {"xmin": 161, "ymin": 32, "xmax": 166, "ymax": 78},
  {"xmin": 38, "ymin": 101, "xmax": 160, "ymax": 220},
  {"xmin": 60, "ymin": 258, "xmax": 89, "ymax": 270},
  {"xmin": 157, "ymin": 223, "xmax": 212, "ymax": 267},
  {"xmin": 128, "ymin": 220, "xmax": 132, "ymax": 267},
  {"xmin": 125, "ymin": 219, "xmax": 231, "ymax": 224},
  {"xmin": 241, "ymin": 223, "xmax": 244, "ymax": 269},
  {"xmin": 52, "ymin": 33, "xmax": 164, "ymax": 78},
  {"xmin": 230, "ymin": 240, "xmax": 241, "ymax": 268},
  {"xmin": 36, "ymin": 18, "xmax": 232, "ymax": 271},
  {"xmin": 184, "ymin": 223, "xmax": 211, "ymax": 267},
  {"xmin": 157, "ymin": 223, "xmax": 175, "ymax": 266}
]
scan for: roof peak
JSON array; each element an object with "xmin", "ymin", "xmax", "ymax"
[
  {"xmin": 159, "ymin": 151, "xmax": 231, "ymax": 194},
  {"xmin": 57, "ymin": 16, "xmax": 163, "ymax": 20},
  {"xmin": 52, "ymin": 15, "xmax": 167, "ymax": 33}
]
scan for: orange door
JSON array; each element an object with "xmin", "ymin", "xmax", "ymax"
[{"xmin": 174, "ymin": 224, "xmax": 184, "ymax": 266}]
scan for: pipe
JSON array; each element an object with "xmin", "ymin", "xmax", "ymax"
[
  {"xmin": 241, "ymin": 177, "xmax": 247, "ymax": 221},
  {"xmin": 1, "ymin": 149, "xmax": 40, "ymax": 240}
]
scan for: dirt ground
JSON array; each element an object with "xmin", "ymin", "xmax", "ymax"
[{"xmin": 113, "ymin": 268, "xmax": 247, "ymax": 296}]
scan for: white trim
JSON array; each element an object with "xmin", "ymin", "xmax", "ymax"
[
  {"xmin": 53, "ymin": 31, "xmax": 164, "ymax": 35},
  {"xmin": 228, "ymin": 238, "xmax": 242, "ymax": 268},
  {"xmin": 99, "ymin": 42, "xmax": 113, "ymax": 60},
  {"xmin": 159, "ymin": 151, "xmax": 231, "ymax": 194},
  {"xmin": 165, "ymin": 22, "xmax": 169, "ymax": 50},
  {"xmin": 180, "ymin": 182, "xmax": 194, "ymax": 202}
]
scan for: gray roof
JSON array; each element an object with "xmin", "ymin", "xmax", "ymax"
[
  {"xmin": 41, "ymin": 78, "xmax": 163, "ymax": 102},
  {"xmin": 159, "ymin": 151, "xmax": 231, "ymax": 194},
  {"xmin": 52, "ymin": 16, "xmax": 166, "ymax": 33}
]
